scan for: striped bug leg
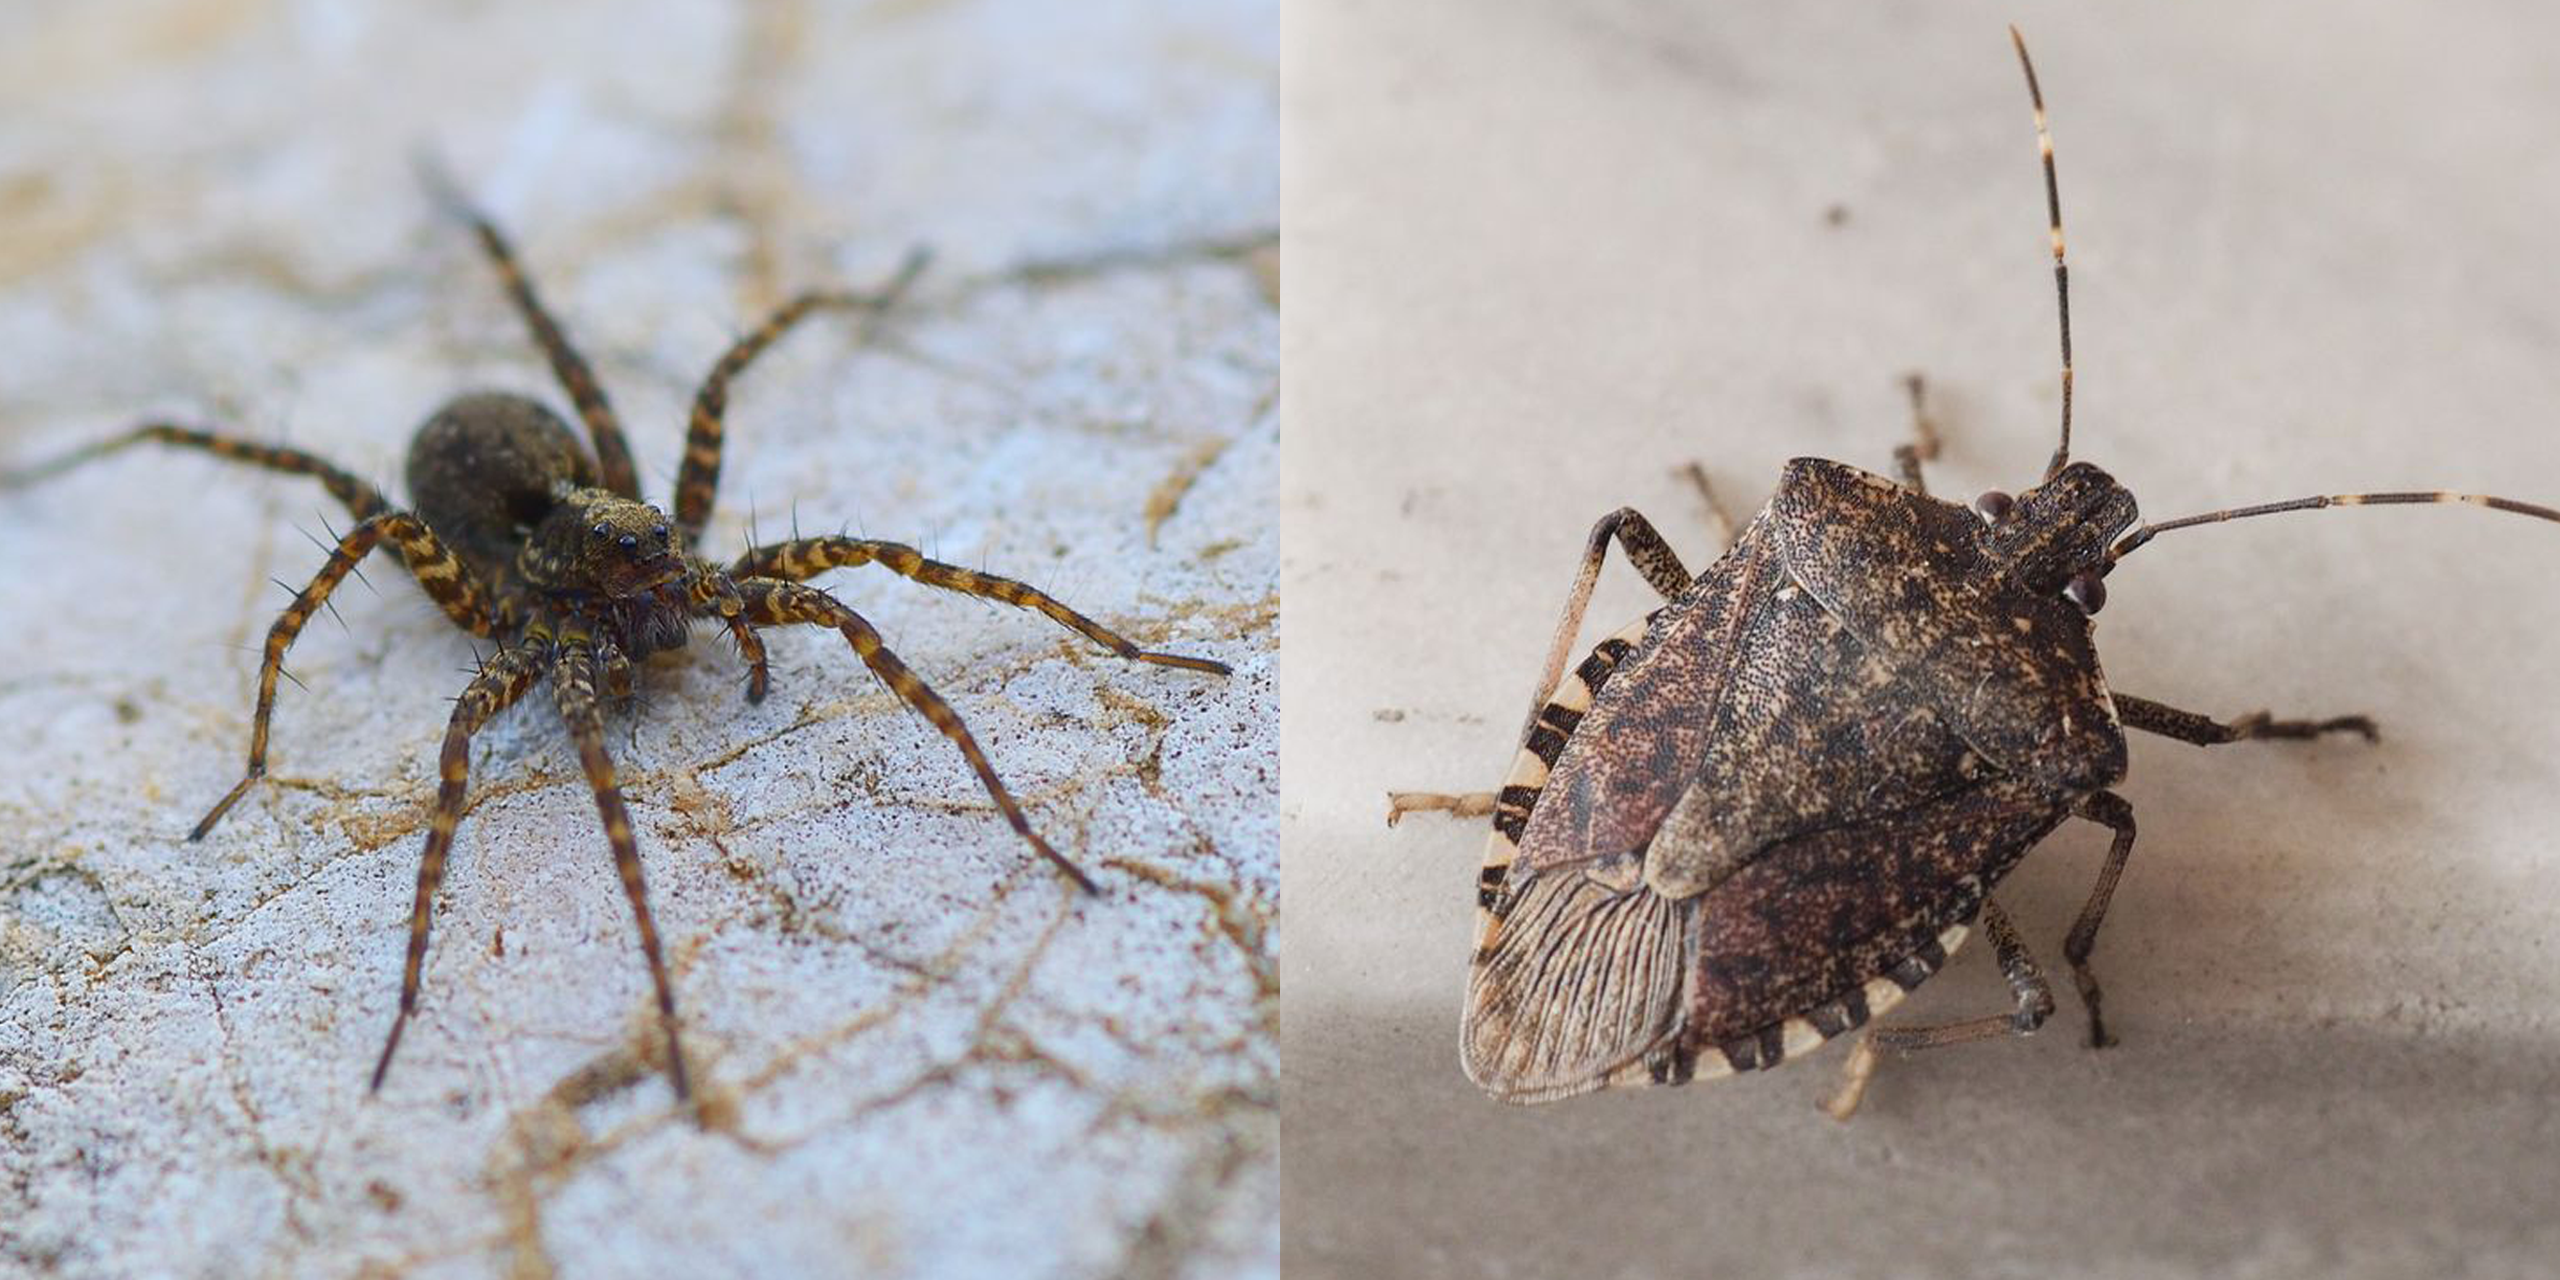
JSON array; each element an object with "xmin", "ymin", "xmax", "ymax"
[
  {"xmin": 192, "ymin": 511, "xmax": 502, "ymax": 839},
  {"xmin": 729, "ymin": 536, "xmax": 1227, "ymax": 676},
  {"xmin": 674, "ymin": 248, "xmax": 928, "ymax": 546},
  {"xmin": 552, "ymin": 642, "xmax": 695, "ymax": 1102},
  {"xmin": 372, "ymin": 645, "xmax": 545, "ymax": 1093},
  {"xmin": 1822, "ymin": 897, "xmax": 2055, "ymax": 1120},
  {"xmin": 738, "ymin": 579, "xmax": 1100, "ymax": 893}
]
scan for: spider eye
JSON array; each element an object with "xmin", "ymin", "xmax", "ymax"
[
  {"xmin": 1972, "ymin": 490, "xmax": 2016, "ymax": 524},
  {"xmin": 590, "ymin": 522, "xmax": 610, "ymax": 539},
  {"xmin": 652, "ymin": 523, "xmax": 670, "ymax": 542},
  {"xmin": 618, "ymin": 532, "xmax": 639, "ymax": 550},
  {"xmin": 2063, "ymin": 569, "xmax": 2107, "ymax": 615}
]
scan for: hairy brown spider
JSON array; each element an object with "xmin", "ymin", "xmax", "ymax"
[{"xmin": 11, "ymin": 190, "xmax": 1230, "ymax": 1103}]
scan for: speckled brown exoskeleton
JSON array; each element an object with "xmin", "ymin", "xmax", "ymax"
[
  {"xmin": 1386, "ymin": 29, "xmax": 2560, "ymax": 1116},
  {"xmin": 3, "ymin": 175, "xmax": 1230, "ymax": 1104}
]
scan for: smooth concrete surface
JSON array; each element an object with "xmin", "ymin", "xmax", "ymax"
[
  {"xmin": 0, "ymin": 3, "xmax": 1274, "ymax": 1277},
  {"xmin": 1284, "ymin": 2, "xmax": 2560, "ymax": 1277}
]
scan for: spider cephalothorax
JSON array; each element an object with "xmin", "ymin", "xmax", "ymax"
[{"xmin": 11, "ymin": 192, "xmax": 1229, "ymax": 1105}]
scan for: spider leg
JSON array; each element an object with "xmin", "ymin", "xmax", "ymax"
[
  {"xmin": 671, "ymin": 248, "xmax": 928, "ymax": 545},
  {"xmin": 688, "ymin": 569, "xmax": 770, "ymax": 703},
  {"xmin": 725, "ymin": 615, "xmax": 771, "ymax": 704},
  {"xmin": 552, "ymin": 639, "xmax": 694, "ymax": 1101},
  {"xmin": 729, "ymin": 537, "xmax": 1227, "ymax": 674},
  {"xmin": 372, "ymin": 644, "xmax": 545, "ymax": 1093},
  {"xmin": 421, "ymin": 170, "xmax": 641, "ymax": 500},
  {"xmin": 5, "ymin": 423, "xmax": 389, "ymax": 522},
  {"xmin": 193, "ymin": 511, "xmax": 503, "ymax": 839},
  {"xmin": 738, "ymin": 578, "xmax": 1100, "ymax": 893}
]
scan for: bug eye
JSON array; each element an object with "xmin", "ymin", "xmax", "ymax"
[
  {"xmin": 2063, "ymin": 569, "xmax": 2107, "ymax": 615},
  {"xmin": 1972, "ymin": 490, "xmax": 2016, "ymax": 524}
]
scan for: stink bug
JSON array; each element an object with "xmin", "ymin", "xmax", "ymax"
[{"xmin": 1385, "ymin": 28, "xmax": 2560, "ymax": 1117}]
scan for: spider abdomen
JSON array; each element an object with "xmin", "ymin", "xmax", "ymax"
[{"xmin": 406, "ymin": 392, "xmax": 597, "ymax": 585}]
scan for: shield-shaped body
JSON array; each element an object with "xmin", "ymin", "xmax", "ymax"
[{"xmin": 1464, "ymin": 459, "xmax": 2135, "ymax": 1102}]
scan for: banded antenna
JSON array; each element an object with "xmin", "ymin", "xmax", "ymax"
[{"xmin": 2010, "ymin": 26, "xmax": 2074, "ymax": 484}]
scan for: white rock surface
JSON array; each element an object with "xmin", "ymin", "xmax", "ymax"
[{"xmin": 0, "ymin": 3, "xmax": 1275, "ymax": 1277}]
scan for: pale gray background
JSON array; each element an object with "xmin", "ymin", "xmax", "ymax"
[
  {"xmin": 0, "ymin": 2, "xmax": 1274, "ymax": 1277},
  {"xmin": 1285, "ymin": 1, "xmax": 2560, "ymax": 1277}
]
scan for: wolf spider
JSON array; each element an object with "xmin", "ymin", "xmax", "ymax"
[{"xmin": 19, "ymin": 191, "xmax": 1230, "ymax": 1103}]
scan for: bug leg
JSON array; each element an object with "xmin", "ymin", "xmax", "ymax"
[
  {"xmin": 1675, "ymin": 463, "xmax": 1739, "ymax": 550},
  {"xmin": 552, "ymin": 642, "xmax": 695, "ymax": 1103},
  {"xmin": 738, "ymin": 579, "xmax": 1100, "ymax": 893},
  {"xmin": 729, "ymin": 536, "xmax": 1227, "ymax": 675},
  {"xmin": 418, "ymin": 167, "xmax": 641, "ymax": 500},
  {"xmin": 1892, "ymin": 372, "xmax": 1942, "ymax": 496},
  {"xmin": 1822, "ymin": 897, "xmax": 2054, "ymax": 1120},
  {"xmin": 2115, "ymin": 693, "xmax": 2377, "ymax": 746},
  {"xmin": 675, "ymin": 249, "xmax": 928, "ymax": 545},
  {"xmin": 2061, "ymin": 789, "xmax": 2137, "ymax": 1049},
  {"xmin": 1383, "ymin": 791, "xmax": 1498, "ymax": 826},
  {"xmin": 193, "ymin": 512, "xmax": 504, "ymax": 839},
  {"xmin": 2, "ymin": 424, "xmax": 392, "ymax": 520},
  {"xmin": 372, "ymin": 645, "xmax": 545, "ymax": 1094},
  {"xmin": 1523, "ymin": 508, "xmax": 1695, "ymax": 735}
]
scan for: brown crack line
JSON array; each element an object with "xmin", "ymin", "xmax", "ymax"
[
  {"xmin": 197, "ymin": 956, "xmax": 330, "ymax": 1249},
  {"xmin": 1144, "ymin": 431, "xmax": 1243, "ymax": 548},
  {"xmin": 1100, "ymin": 856, "xmax": 1276, "ymax": 1023},
  {"xmin": 1099, "ymin": 1082, "xmax": 1277, "ymax": 1280}
]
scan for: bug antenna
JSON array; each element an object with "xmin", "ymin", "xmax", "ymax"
[
  {"xmin": 2010, "ymin": 27, "xmax": 2075, "ymax": 483},
  {"xmin": 2109, "ymin": 490, "xmax": 2560, "ymax": 561}
]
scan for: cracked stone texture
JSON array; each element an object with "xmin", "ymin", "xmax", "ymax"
[
  {"xmin": 0, "ymin": 2, "xmax": 1274, "ymax": 1277},
  {"xmin": 1287, "ymin": 1, "xmax": 2560, "ymax": 1278}
]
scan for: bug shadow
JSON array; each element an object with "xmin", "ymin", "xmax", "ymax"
[{"xmin": 1287, "ymin": 988, "xmax": 2560, "ymax": 1280}]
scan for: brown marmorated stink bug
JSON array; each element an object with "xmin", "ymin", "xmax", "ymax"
[{"xmin": 1385, "ymin": 29, "xmax": 2560, "ymax": 1118}]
